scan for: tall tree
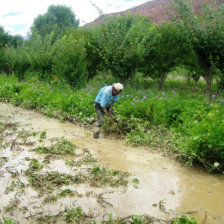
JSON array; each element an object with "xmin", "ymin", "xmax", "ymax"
[
  {"xmin": 32, "ymin": 5, "xmax": 79, "ymax": 39},
  {"xmin": 139, "ymin": 22, "xmax": 196, "ymax": 89},
  {"xmin": 95, "ymin": 13, "xmax": 152, "ymax": 81},
  {"xmin": 167, "ymin": 0, "xmax": 224, "ymax": 97}
]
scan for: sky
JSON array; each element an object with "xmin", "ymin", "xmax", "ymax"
[{"xmin": 0, "ymin": 0, "xmax": 149, "ymax": 36}]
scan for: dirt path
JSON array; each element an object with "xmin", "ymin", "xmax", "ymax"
[{"xmin": 0, "ymin": 102, "xmax": 224, "ymax": 223}]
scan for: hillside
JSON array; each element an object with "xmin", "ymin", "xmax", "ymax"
[{"xmin": 87, "ymin": 0, "xmax": 203, "ymax": 26}]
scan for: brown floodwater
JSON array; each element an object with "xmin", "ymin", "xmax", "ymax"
[{"xmin": 0, "ymin": 102, "xmax": 224, "ymax": 223}]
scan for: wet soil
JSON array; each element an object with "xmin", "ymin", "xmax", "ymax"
[{"xmin": 0, "ymin": 102, "xmax": 224, "ymax": 223}]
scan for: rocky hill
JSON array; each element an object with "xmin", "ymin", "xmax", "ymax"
[{"xmin": 87, "ymin": 0, "xmax": 203, "ymax": 26}]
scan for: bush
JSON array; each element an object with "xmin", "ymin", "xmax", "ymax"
[{"xmin": 176, "ymin": 103, "xmax": 224, "ymax": 171}]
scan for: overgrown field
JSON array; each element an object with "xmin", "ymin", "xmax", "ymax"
[{"xmin": 0, "ymin": 74, "xmax": 224, "ymax": 173}]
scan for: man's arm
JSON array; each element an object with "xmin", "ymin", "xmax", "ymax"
[
  {"xmin": 108, "ymin": 102, "xmax": 114, "ymax": 117},
  {"xmin": 102, "ymin": 102, "xmax": 113, "ymax": 117},
  {"xmin": 102, "ymin": 107, "xmax": 109, "ymax": 117}
]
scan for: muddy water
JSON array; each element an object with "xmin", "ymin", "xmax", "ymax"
[{"xmin": 0, "ymin": 102, "xmax": 224, "ymax": 223}]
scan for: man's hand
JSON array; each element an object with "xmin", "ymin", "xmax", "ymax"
[{"xmin": 107, "ymin": 111, "xmax": 111, "ymax": 117}]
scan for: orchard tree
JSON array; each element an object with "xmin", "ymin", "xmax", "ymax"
[
  {"xmin": 52, "ymin": 31, "xmax": 88, "ymax": 87},
  {"xmin": 32, "ymin": 5, "xmax": 79, "ymax": 39},
  {"xmin": 26, "ymin": 30, "xmax": 55, "ymax": 79},
  {"xmin": 139, "ymin": 22, "xmax": 196, "ymax": 89},
  {"xmin": 70, "ymin": 27, "xmax": 102, "ymax": 80},
  {"xmin": 4, "ymin": 45, "xmax": 30, "ymax": 81},
  {"xmin": 95, "ymin": 13, "xmax": 152, "ymax": 81},
  {"xmin": 168, "ymin": 0, "xmax": 224, "ymax": 97}
]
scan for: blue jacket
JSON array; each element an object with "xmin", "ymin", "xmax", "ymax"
[{"xmin": 95, "ymin": 86, "xmax": 119, "ymax": 108}]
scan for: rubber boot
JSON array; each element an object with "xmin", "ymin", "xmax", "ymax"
[
  {"xmin": 93, "ymin": 131, "xmax": 99, "ymax": 139},
  {"xmin": 93, "ymin": 127, "xmax": 100, "ymax": 139}
]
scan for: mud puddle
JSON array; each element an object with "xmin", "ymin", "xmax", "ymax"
[{"xmin": 0, "ymin": 102, "xmax": 224, "ymax": 223}]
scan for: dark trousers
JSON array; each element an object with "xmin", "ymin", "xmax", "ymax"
[{"xmin": 94, "ymin": 103, "xmax": 116, "ymax": 128}]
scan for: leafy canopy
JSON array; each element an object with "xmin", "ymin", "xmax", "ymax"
[{"xmin": 32, "ymin": 5, "xmax": 79, "ymax": 39}]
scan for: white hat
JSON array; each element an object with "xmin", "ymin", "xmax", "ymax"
[{"xmin": 113, "ymin": 83, "xmax": 124, "ymax": 92}]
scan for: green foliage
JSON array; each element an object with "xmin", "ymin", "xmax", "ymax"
[
  {"xmin": 171, "ymin": 215, "xmax": 197, "ymax": 224},
  {"xmin": 32, "ymin": 5, "xmax": 79, "ymax": 39},
  {"xmin": 132, "ymin": 178, "xmax": 139, "ymax": 184},
  {"xmin": 62, "ymin": 207, "xmax": 83, "ymax": 222},
  {"xmin": 4, "ymin": 45, "xmax": 30, "ymax": 81},
  {"xmin": 0, "ymin": 27, "xmax": 24, "ymax": 73},
  {"xmin": 95, "ymin": 13, "xmax": 152, "ymax": 80},
  {"xmin": 5, "ymin": 180, "xmax": 25, "ymax": 194},
  {"xmin": 78, "ymin": 28, "xmax": 102, "ymax": 80},
  {"xmin": 176, "ymin": 103, "xmax": 224, "ymax": 170},
  {"xmin": 37, "ymin": 208, "xmax": 84, "ymax": 223},
  {"xmin": 0, "ymin": 217, "xmax": 16, "ymax": 224},
  {"xmin": 91, "ymin": 165, "xmax": 129, "ymax": 187},
  {"xmin": 34, "ymin": 138, "xmax": 76, "ymax": 155},
  {"xmin": 52, "ymin": 31, "xmax": 88, "ymax": 87},
  {"xmin": 25, "ymin": 159, "xmax": 43, "ymax": 175},
  {"xmin": 0, "ymin": 74, "xmax": 224, "ymax": 172},
  {"xmin": 139, "ymin": 22, "xmax": 196, "ymax": 89},
  {"xmin": 40, "ymin": 131, "xmax": 47, "ymax": 139},
  {"xmin": 44, "ymin": 189, "xmax": 75, "ymax": 203},
  {"xmin": 169, "ymin": 0, "xmax": 224, "ymax": 94},
  {"xmin": 28, "ymin": 171, "xmax": 77, "ymax": 191},
  {"xmin": 26, "ymin": 30, "xmax": 55, "ymax": 79}
]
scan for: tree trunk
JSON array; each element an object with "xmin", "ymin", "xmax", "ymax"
[
  {"xmin": 158, "ymin": 73, "xmax": 167, "ymax": 90},
  {"xmin": 203, "ymin": 72, "xmax": 213, "ymax": 99}
]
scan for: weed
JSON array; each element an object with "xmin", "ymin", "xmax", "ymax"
[
  {"xmin": 32, "ymin": 131, "xmax": 37, "ymax": 136},
  {"xmin": 43, "ymin": 189, "xmax": 76, "ymax": 203},
  {"xmin": 37, "ymin": 208, "xmax": 85, "ymax": 223},
  {"xmin": 28, "ymin": 171, "xmax": 85, "ymax": 192},
  {"xmin": 40, "ymin": 131, "xmax": 46, "ymax": 139},
  {"xmin": 90, "ymin": 165, "xmax": 129, "ymax": 187},
  {"xmin": 5, "ymin": 179, "xmax": 26, "ymax": 194},
  {"xmin": 0, "ymin": 217, "xmax": 16, "ymax": 224},
  {"xmin": 63, "ymin": 207, "xmax": 84, "ymax": 222},
  {"xmin": 172, "ymin": 215, "xmax": 197, "ymax": 224},
  {"xmin": 132, "ymin": 178, "xmax": 139, "ymax": 184},
  {"xmin": 25, "ymin": 159, "xmax": 43, "ymax": 175},
  {"xmin": 34, "ymin": 137, "xmax": 76, "ymax": 155},
  {"xmin": 65, "ymin": 154, "xmax": 96, "ymax": 167}
]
